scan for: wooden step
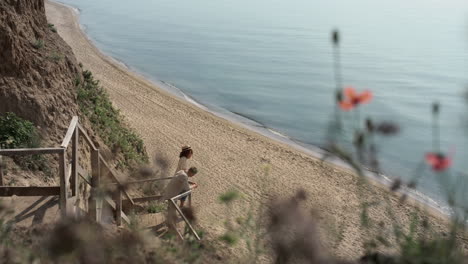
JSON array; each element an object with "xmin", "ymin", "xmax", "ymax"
[
  {"xmin": 136, "ymin": 212, "xmax": 166, "ymax": 229},
  {"xmin": 0, "ymin": 196, "xmax": 60, "ymax": 228}
]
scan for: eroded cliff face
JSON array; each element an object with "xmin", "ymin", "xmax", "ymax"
[{"xmin": 0, "ymin": 0, "xmax": 82, "ymax": 143}]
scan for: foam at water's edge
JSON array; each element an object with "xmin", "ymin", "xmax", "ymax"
[
  {"xmin": 69, "ymin": 4, "xmax": 80, "ymax": 14},
  {"xmin": 267, "ymin": 128, "xmax": 290, "ymax": 139},
  {"xmin": 182, "ymin": 95, "xmax": 209, "ymax": 111},
  {"xmin": 55, "ymin": 0, "xmax": 80, "ymax": 14},
  {"xmin": 51, "ymin": 0, "xmax": 452, "ymax": 219}
]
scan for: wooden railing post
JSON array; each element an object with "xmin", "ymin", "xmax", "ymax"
[
  {"xmin": 115, "ymin": 189, "xmax": 122, "ymax": 226},
  {"xmin": 0, "ymin": 165, "xmax": 3, "ymax": 186},
  {"xmin": 71, "ymin": 127, "xmax": 79, "ymax": 196},
  {"xmin": 90, "ymin": 149, "xmax": 101, "ymax": 222},
  {"xmin": 170, "ymin": 199, "xmax": 201, "ymax": 240},
  {"xmin": 59, "ymin": 148, "xmax": 68, "ymax": 218},
  {"xmin": 188, "ymin": 193, "xmax": 192, "ymax": 208},
  {"xmin": 0, "ymin": 152, "xmax": 3, "ymax": 186}
]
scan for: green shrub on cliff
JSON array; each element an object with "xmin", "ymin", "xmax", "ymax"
[
  {"xmin": 76, "ymin": 70, "xmax": 148, "ymax": 168},
  {"xmin": 0, "ymin": 112, "xmax": 39, "ymax": 149},
  {"xmin": 0, "ymin": 112, "xmax": 49, "ymax": 173},
  {"xmin": 47, "ymin": 52, "xmax": 62, "ymax": 62},
  {"xmin": 32, "ymin": 39, "xmax": 44, "ymax": 49},
  {"xmin": 47, "ymin": 23, "xmax": 57, "ymax": 33}
]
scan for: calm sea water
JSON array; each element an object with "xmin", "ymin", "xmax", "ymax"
[{"xmin": 57, "ymin": 0, "xmax": 468, "ymax": 210}]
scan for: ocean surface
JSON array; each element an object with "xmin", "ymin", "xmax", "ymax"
[{"xmin": 56, "ymin": 0, "xmax": 468, "ymax": 212}]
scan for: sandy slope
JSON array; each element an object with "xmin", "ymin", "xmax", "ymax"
[{"xmin": 45, "ymin": 1, "xmax": 451, "ymax": 259}]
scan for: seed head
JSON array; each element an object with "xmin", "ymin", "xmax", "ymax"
[
  {"xmin": 354, "ymin": 132, "xmax": 365, "ymax": 147},
  {"xmin": 332, "ymin": 30, "xmax": 340, "ymax": 45},
  {"xmin": 335, "ymin": 90, "xmax": 343, "ymax": 103},
  {"xmin": 432, "ymin": 102, "xmax": 440, "ymax": 115},
  {"xmin": 376, "ymin": 122, "xmax": 400, "ymax": 135},
  {"xmin": 366, "ymin": 118, "xmax": 374, "ymax": 133}
]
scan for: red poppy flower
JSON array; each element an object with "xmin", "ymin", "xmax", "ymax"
[
  {"xmin": 425, "ymin": 152, "xmax": 452, "ymax": 172},
  {"xmin": 338, "ymin": 87, "xmax": 373, "ymax": 111}
]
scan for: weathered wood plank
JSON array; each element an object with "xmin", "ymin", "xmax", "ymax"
[
  {"xmin": 104, "ymin": 195, "xmax": 126, "ymax": 226},
  {"xmin": 122, "ymin": 190, "xmax": 134, "ymax": 205},
  {"xmin": 170, "ymin": 199, "xmax": 200, "ymax": 241},
  {"xmin": 90, "ymin": 149, "xmax": 101, "ymax": 222},
  {"xmin": 121, "ymin": 210, "xmax": 130, "ymax": 225},
  {"xmin": 71, "ymin": 127, "xmax": 79, "ymax": 196},
  {"xmin": 170, "ymin": 190, "xmax": 192, "ymax": 201},
  {"xmin": 91, "ymin": 150, "xmax": 100, "ymax": 186},
  {"xmin": 103, "ymin": 197, "xmax": 130, "ymax": 224},
  {"xmin": 113, "ymin": 177, "xmax": 172, "ymax": 185},
  {"xmin": 188, "ymin": 193, "xmax": 192, "ymax": 208},
  {"xmin": 0, "ymin": 186, "xmax": 60, "ymax": 196},
  {"xmin": 0, "ymin": 148, "xmax": 63, "ymax": 156},
  {"xmin": 115, "ymin": 190, "xmax": 122, "ymax": 226},
  {"xmin": 65, "ymin": 162, "xmax": 72, "ymax": 187},
  {"xmin": 77, "ymin": 165, "xmax": 91, "ymax": 185},
  {"xmin": 66, "ymin": 196, "xmax": 77, "ymax": 217},
  {"xmin": 98, "ymin": 155, "xmax": 134, "ymax": 205},
  {"xmin": 124, "ymin": 195, "xmax": 163, "ymax": 204},
  {"xmin": 59, "ymin": 149, "xmax": 68, "ymax": 218},
  {"xmin": 77, "ymin": 124, "xmax": 98, "ymax": 151},
  {"xmin": 104, "ymin": 196, "xmax": 116, "ymax": 209},
  {"xmin": 0, "ymin": 153, "xmax": 3, "ymax": 186},
  {"xmin": 174, "ymin": 226, "xmax": 184, "ymax": 241},
  {"xmin": 60, "ymin": 116, "xmax": 79, "ymax": 148},
  {"xmin": 97, "ymin": 155, "xmax": 118, "ymax": 181}
]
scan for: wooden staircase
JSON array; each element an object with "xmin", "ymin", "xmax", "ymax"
[{"xmin": 0, "ymin": 117, "xmax": 200, "ymax": 240}]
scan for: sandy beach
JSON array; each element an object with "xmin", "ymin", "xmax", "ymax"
[{"xmin": 44, "ymin": 1, "xmax": 452, "ymax": 259}]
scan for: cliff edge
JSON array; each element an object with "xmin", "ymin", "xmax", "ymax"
[{"xmin": 0, "ymin": 0, "xmax": 82, "ymax": 143}]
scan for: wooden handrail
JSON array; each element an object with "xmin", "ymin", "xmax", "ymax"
[
  {"xmin": 58, "ymin": 148, "xmax": 67, "ymax": 218},
  {"xmin": 60, "ymin": 116, "xmax": 78, "ymax": 148},
  {"xmin": 108, "ymin": 176, "xmax": 173, "ymax": 186},
  {"xmin": 170, "ymin": 199, "xmax": 200, "ymax": 240},
  {"xmin": 71, "ymin": 127, "xmax": 78, "ymax": 196},
  {"xmin": 0, "ymin": 116, "xmax": 180, "ymax": 228},
  {"xmin": 0, "ymin": 148, "xmax": 3, "ymax": 186},
  {"xmin": 77, "ymin": 165, "xmax": 92, "ymax": 185},
  {"xmin": 104, "ymin": 196, "xmax": 130, "ymax": 225},
  {"xmin": 0, "ymin": 186, "xmax": 60, "ymax": 196},
  {"xmin": 75, "ymin": 118, "xmax": 135, "ymax": 208},
  {"xmin": 169, "ymin": 190, "xmax": 199, "ymax": 240},
  {"xmin": 170, "ymin": 190, "xmax": 192, "ymax": 201},
  {"xmin": 98, "ymin": 155, "xmax": 134, "ymax": 205},
  {"xmin": 125, "ymin": 195, "xmax": 162, "ymax": 203},
  {"xmin": 77, "ymin": 124, "xmax": 98, "ymax": 151},
  {"xmin": 0, "ymin": 148, "xmax": 63, "ymax": 156},
  {"xmin": 65, "ymin": 162, "xmax": 72, "ymax": 185}
]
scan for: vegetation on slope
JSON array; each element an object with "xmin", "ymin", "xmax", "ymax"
[
  {"xmin": 76, "ymin": 69, "xmax": 148, "ymax": 168},
  {"xmin": 0, "ymin": 113, "xmax": 49, "ymax": 174},
  {"xmin": 0, "ymin": 113, "xmax": 39, "ymax": 149}
]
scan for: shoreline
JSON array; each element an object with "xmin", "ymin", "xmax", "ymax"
[
  {"xmin": 57, "ymin": 1, "xmax": 451, "ymax": 218},
  {"xmin": 50, "ymin": 0, "xmax": 449, "ymax": 218},
  {"xmin": 46, "ymin": 0, "xmax": 453, "ymax": 258}
]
